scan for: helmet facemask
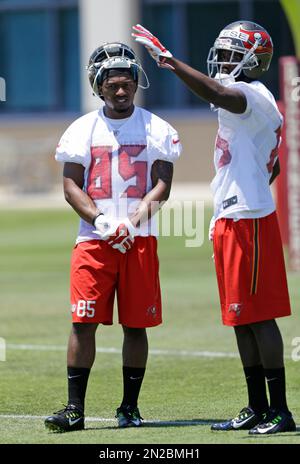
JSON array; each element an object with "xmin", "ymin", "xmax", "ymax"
[
  {"xmin": 87, "ymin": 43, "xmax": 149, "ymax": 99},
  {"xmin": 207, "ymin": 39, "xmax": 260, "ymax": 80}
]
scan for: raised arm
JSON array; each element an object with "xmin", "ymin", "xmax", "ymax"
[
  {"xmin": 164, "ymin": 57, "xmax": 246, "ymax": 114},
  {"xmin": 132, "ymin": 24, "xmax": 246, "ymax": 114}
]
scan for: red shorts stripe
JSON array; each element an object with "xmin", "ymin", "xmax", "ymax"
[
  {"xmin": 70, "ymin": 237, "xmax": 162, "ymax": 328},
  {"xmin": 250, "ymin": 219, "xmax": 259, "ymax": 295},
  {"xmin": 213, "ymin": 212, "xmax": 291, "ymax": 326}
]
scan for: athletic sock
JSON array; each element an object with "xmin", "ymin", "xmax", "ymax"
[
  {"xmin": 121, "ymin": 366, "xmax": 146, "ymax": 408},
  {"xmin": 243, "ymin": 364, "xmax": 269, "ymax": 414},
  {"xmin": 67, "ymin": 366, "xmax": 91, "ymax": 412},
  {"xmin": 264, "ymin": 367, "xmax": 289, "ymax": 413}
]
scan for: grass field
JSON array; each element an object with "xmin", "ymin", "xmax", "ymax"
[{"xmin": 0, "ymin": 207, "xmax": 300, "ymax": 445}]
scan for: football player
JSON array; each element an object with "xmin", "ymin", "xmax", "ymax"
[
  {"xmin": 132, "ymin": 21, "xmax": 296, "ymax": 435},
  {"xmin": 44, "ymin": 42, "xmax": 181, "ymax": 432}
]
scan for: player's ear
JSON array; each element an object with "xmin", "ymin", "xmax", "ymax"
[{"xmin": 98, "ymin": 84, "xmax": 104, "ymax": 99}]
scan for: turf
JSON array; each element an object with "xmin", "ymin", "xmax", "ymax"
[{"xmin": 0, "ymin": 208, "xmax": 299, "ymax": 445}]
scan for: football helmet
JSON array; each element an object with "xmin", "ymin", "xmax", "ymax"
[
  {"xmin": 87, "ymin": 42, "xmax": 149, "ymax": 98},
  {"xmin": 207, "ymin": 21, "xmax": 273, "ymax": 80}
]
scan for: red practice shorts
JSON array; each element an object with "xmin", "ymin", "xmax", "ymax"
[
  {"xmin": 70, "ymin": 237, "xmax": 161, "ymax": 327},
  {"xmin": 213, "ymin": 211, "xmax": 291, "ymax": 326}
]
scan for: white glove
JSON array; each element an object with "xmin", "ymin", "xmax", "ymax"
[
  {"xmin": 107, "ymin": 218, "xmax": 136, "ymax": 254},
  {"xmin": 93, "ymin": 214, "xmax": 121, "ymax": 240},
  {"xmin": 93, "ymin": 215, "xmax": 136, "ymax": 254},
  {"xmin": 208, "ymin": 216, "xmax": 216, "ymax": 241},
  {"xmin": 132, "ymin": 24, "xmax": 174, "ymax": 69}
]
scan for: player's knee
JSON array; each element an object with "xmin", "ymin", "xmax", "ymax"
[
  {"xmin": 234, "ymin": 324, "xmax": 252, "ymax": 336},
  {"xmin": 122, "ymin": 326, "xmax": 147, "ymax": 340},
  {"xmin": 71, "ymin": 322, "xmax": 98, "ymax": 338},
  {"xmin": 249, "ymin": 319, "xmax": 277, "ymax": 334}
]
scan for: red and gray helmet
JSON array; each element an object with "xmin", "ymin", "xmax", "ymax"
[
  {"xmin": 207, "ymin": 21, "xmax": 273, "ymax": 79},
  {"xmin": 86, "ymin": 42, "xmax": 149, "ymax": 98}
]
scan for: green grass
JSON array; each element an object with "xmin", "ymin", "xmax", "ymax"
[{"xmin": 0, "ymin": 208, "xmax": 300, "ymax": 444}]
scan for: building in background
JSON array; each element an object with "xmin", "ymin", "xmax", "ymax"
[{"xmin": 0, "ymin": 0, "xmax": 296, "ymax": 193}]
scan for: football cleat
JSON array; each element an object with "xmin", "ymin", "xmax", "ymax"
[
  {"xmin": 44, "ymin": 404, "xmax": 84, "ymax": 433},
  {"xmin": 115, "ymin": 405, "xmax": 143, "ymax": 428},
  {"xmin": 211, "ymin": 407, "xmax": 265, "ymax": 431},
  {"xmin": 249, "ymin": 409, "xmax": 296, "ymax": 435}
]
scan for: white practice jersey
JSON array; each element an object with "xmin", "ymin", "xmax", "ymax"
[
  {"xmin": 56, "ymin": 106, "xmax": 181, "ymax": 243},
  {"xmin": 211, "ymin": 80, "xmax": 283, "ymax": 220}
]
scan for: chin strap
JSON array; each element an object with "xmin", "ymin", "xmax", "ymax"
[
  {"xmin": 90, "ymin": 58, "xmax": 150, "ymax": 97},
  {"xmin": 135, "ymin": 62, "xmax": 150, "ymax": 90},
  {"xmin": 229, "ymin": 39, "xmax": 260, "ymax": 78}
]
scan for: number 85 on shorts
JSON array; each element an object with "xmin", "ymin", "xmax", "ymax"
[{"xmin": 71, "ymin": 300, "xmax": 96, "ymax": 319}]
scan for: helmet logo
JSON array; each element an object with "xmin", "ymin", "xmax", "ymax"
[
  {"xmin": 208, "ymin": 22, "xmax": 273, "ymax": 80},
  {"xmin": 219, "ymin": 29, "xmax": 249, "ymax": 42},
  {"xmin": 254, "ymin": 32, "xmax": 262, "ymax": 44}
]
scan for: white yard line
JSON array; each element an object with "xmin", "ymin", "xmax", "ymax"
[
  {"xmin": 7, "ymin": 343, "xmax": 238, "ymax": 359},
  {"xmin": 0, "ymin": 414, "xmax": 210, "ymax": 426},
  {"xmin": 6, "ymin": 343, "xmax": 294, "ymax": 360},
  {"xmin": 0, "ymin": 414, "xmax": 113, "ymax": 422}
]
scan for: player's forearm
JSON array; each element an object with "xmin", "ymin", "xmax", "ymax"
[
  {"xmin": 130, "ymin": 180, "xmax": 170, "ymax": 228},
  {"xmin": 165, "ymin": 57, "xmax": 246, "ymax": 113},
  {"xmin": 129, "ymin": 159, "xmax": 173, "ymax": 227},
  {"xmin": 63, "ymin": 180, "xmax": 99, "ymax": 224},
  {"xmin": 167, "ymin": 57, "xmax": 222, "ymax": 102}
]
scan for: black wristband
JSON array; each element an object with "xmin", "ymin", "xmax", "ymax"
[{"xmin": 92, "ymin": 212, "xmax": 104, "ymax": 227}]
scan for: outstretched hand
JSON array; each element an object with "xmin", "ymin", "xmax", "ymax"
[{"xmin": 132, "ymin": 24, "xmax": 174, "ymax": 70}]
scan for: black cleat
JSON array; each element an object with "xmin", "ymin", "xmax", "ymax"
[
  {"xmin": 249, "ymin": 409, "xmax": 296, "ymax": 435},
  {"xmin": 211, "ymin": 407, "xmax": 264, "ymax": 431},
  {"xmin": 115, "ymin": 405, "xmax": 143, "ymax": 428},
  {"xmin": 45, "ymin": 404, "xmax": 84, "ymax": 433}
]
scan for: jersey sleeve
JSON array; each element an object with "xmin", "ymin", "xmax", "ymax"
[
  {"xmin": 229, "ymin": 81, "xmax": 282, "ymax": 123},
  {"xmin": 149, "ymin": 120, "xmax": 182, "ymax": 163},
  {"xmin": 228, "ymin": 81, "xmax": 255, "ymax": 118},
  {"xmin": 55, "ymin": 117, "xmax": 91, "ymax": 168}
]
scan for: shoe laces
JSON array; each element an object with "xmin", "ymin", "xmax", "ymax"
[
  {"xmin": 257, "ymin": 408, "xmax": 288, "ymax": 428},
  {"xmin": 263, "ymin": 414, "xmax": 282, "ymax": 427},
  {"xmin": 235, "ymin": 407, "xmax": 253, "ymax": 421},
  {"xmin": 116, "ymin": 405, "xmax": 143, "ymax": 420},
  {"xmin": 53, "ymin": 404, "xmax": 82, "ymax": 418},
  {"xmin": 131, "ymin": 407, "xmax": 143, "ymax": 421}
]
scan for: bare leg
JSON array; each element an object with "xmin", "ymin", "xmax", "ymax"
[
  {"xmin": 234, "ymin": 324, "xmax": 261, "ymax": 367},
  {"xmin": 249, "ymin": 319, "xmax": 284, "ymax": 369},
  {"xmin": 122, "ymin": 326, "xmax": 148, "ymax": 367},
  {"xmin": 67, "ymin": 322, "xmax": 98, "ymax": 368}
]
